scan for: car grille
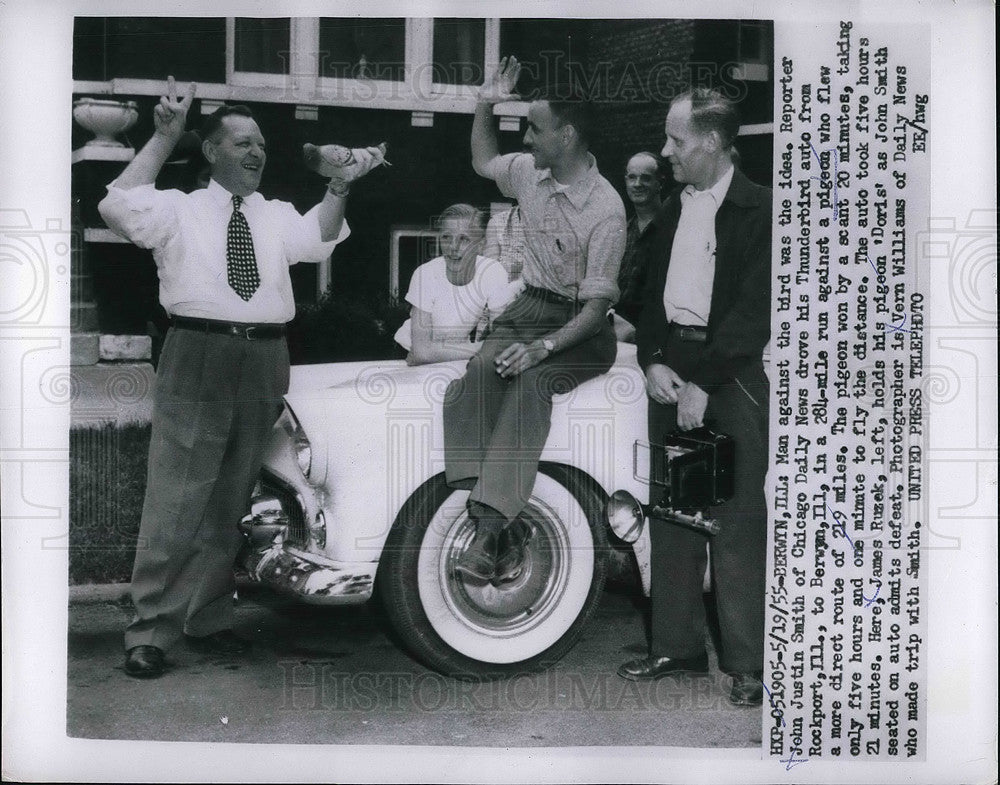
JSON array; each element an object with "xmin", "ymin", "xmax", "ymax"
[{"xmin": 260, "ymin": 469, "xmax": 307, "ymax": 547}]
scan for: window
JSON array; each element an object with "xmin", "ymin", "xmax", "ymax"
[
  {"xmin": 738, "ymin": 21, "xmax": 770, "ymax": 65},
  {"xmin": 432, "ymin": 19, "xmax": 485, "ymax": 86},
  {"xmin": 74, "ymin": 17, "xmax": 506, "ymax": 114},
  {"xmin": 234, "ymin": 18, "xmax": 291, "ymax": 74},
  {"xmin": 318, "ymin": 18, "xmax": 406, "ymax": 81},
  {"xmin": 390, "ymin": 227, "xmax": 440, "ymax": 299},
  {"xmin": 498, "ymin": 19, "xmax": 591, "ymax": 94},
  {"xmin": 732, "ymin": 20, "xmax": 772, "ymax": 83},
  {"xmin": 73, "ymin": 17, "xmax": 227, "ymax": 83}
]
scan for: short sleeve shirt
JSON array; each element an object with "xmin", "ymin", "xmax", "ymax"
[
  {"xmin": 394, "ymin": 255, "xmax": 517, "ymax": 349},
  {"xmin": 480, "ymin": 153, "xmax": 626, "ymax": 302}
]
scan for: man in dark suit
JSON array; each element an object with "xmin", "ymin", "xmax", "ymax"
[{"xmin": 616, "ymin": 89, "xmax": 771, "ymax": 707}]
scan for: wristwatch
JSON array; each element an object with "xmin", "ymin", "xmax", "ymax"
[{"xmin": 541, "ymin": 337, "xmax": 556, "ymax": 355}]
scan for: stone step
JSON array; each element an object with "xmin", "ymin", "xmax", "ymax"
[
  {"xmin": 71, "ymin": 333, "xmax": 100, "ymax": 366},
  {"xmin": 70, "ymin": 361, "xmax": 155, "ymax": 426},
  {"xmin": 71, "ymin": 302, "xmax": 100, "ymax": 332},
  {"xmin": 100, "ymin": 334, "xmax": 151, "ymax": 361}
]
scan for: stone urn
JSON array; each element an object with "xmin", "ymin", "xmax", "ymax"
[{"xmin": 73, "ymin": 98, "xmax": 139, "ymax": 147}]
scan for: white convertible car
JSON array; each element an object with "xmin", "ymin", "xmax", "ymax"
[{"xmin": 239, "ymin": 343, "xmax": 658, "ymax": 677}]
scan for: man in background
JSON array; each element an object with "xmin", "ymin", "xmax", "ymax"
[{"xmin": 613, "ymin": 151, "xmax": 665, "ymax": 341}]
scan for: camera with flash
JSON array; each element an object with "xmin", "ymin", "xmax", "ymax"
[{"xmin": 606, "ymin": 426, "xmax": 735, "ymax": 541}]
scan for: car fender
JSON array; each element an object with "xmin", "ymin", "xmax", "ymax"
[{"xmin": 278, "ymin": 346, "xmax": 653, "ymax": 587}]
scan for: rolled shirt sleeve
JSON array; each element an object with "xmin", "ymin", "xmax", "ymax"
[
  {"xmin": 98, "ymin": 182, "xmax": 181, "ymax": 251},
  {"xmin": 281, "ymin": 202, "xmax": 350, "ymax": 265},
  {"xmin": 578, "ymin": 214, "xmax": 626, "ymax": 303}
]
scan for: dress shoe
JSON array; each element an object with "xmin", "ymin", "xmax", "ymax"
[
  {"xmin": 616, "ymin": 653, "xmax": 709, "ymax": 681},
  {"xmin": 454, "ymin": 529, "xmax": 498, "ymax": 581},
  {"xmin": 729, "ymin": 671, "xmax": 764, "ymax": 706},
  {"xmin": 124, "ymin": 645, "xmax": 165, "ymax": 678},
  {"xmin": 184, "ymin": 629, "xmax": 251, "ymax": 656},
  {"xmin": 494, "ymin": 520, "xmax": 532, "ymax": 582}
]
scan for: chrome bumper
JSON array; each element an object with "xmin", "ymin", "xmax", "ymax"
[{"xmin": 239, "ymin": 494, "xmax": 375, "ymax": 605}]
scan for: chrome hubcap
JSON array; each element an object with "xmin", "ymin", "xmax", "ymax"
[{"xmin": 440, "ymin": 503, "xmax": 569, "ymax": 635}]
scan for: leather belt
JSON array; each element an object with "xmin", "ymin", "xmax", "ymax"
[
  {"xmin": 171, "ymin": 316, "xmax": 286, "ymax": 340},
  {"xmin": 668, "ymin": 322, "xmax": 708, "ymax": 343},
  {"xmin": 523, "ymin": 283, "xmax": 576, "ymax": 307}
]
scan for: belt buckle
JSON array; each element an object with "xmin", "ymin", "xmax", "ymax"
[{"xmin": 244, "ymin": 325, "xmax": 258, "ymax": 341}]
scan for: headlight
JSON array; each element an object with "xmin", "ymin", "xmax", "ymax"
[
  {"xmin": 606, "ymin": 490, "xmax": 645, "ymax": 543},
  {"xmin": 280, "ymin": 405, "xmax": 312, "ymax": 479},
  {"xmin": 293, "ymin": 434, "xmax": 312, "ymax": 477}
]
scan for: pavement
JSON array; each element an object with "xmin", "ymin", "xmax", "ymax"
[{"xmin": 68, "ymin": 585, "xmax": 765, "ymax": 748}]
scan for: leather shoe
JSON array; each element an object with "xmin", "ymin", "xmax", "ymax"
[
  {"xmin": 124, "ymin": 645, "xmax": 165, "ymax": 678},
  {"xmin": 617, "ymin": 653, "xmax": 709, "ymax": 681},
  {"xmin": 454, "ymin": 529, "xmax": 498, "ymax": 581},
  {"xmin": 729, "ymin": 671, "xmax": 764, "ymax": 706},
  {"xmin": 184, "ymin": 629, "xmax": 251, "ymax": 656},
  {"xmin": 494, "ymin": 520, "xmax": 532, "ymax": 582}
]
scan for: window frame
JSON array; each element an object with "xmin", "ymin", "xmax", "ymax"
[
  {"xmin": 73, "ymin": 17, "xmax": 512, "ymax": 115},
  {"xmin": 426, "ymin": 18, "xmax": 500, "ymax": 99},
  {"xmin": 227, "ymin": 16, "xmax": 300, "ymax": 90}
]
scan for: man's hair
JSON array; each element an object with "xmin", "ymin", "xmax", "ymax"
[
  {"xmin": 627, "ymin": 151, "xmax": 666, "ymax": 180},
  {"xmin": 535, "ymin": 86, "xmax": 595, "ymax": 148},
  {"xmin": 201, "ymin": 104, "xmax": 256, "ymax": 142},
  {"xmin": 437, "ymin": 203, "xmax": 488, "ymax": 234},
  {"xmin": 672, "ymin": 88, "xmax": 740, "ymax": 150}
]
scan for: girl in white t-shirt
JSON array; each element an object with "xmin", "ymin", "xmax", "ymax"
[{"xmin": 395, "ymin": 204, "xmax": 523, "ymax": 365}]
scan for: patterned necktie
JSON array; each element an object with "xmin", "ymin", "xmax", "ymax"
[{"xmin": 227, "ymin": 194, "xmax": 260, "ymax": 301}]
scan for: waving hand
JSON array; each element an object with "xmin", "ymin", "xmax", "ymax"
[
  {"xmin": 153, "ymin": 76, "xmax": 197, "ymax": 142},
  {"xmin": 477, "ymin": 56, "xmax": 522, "ymax": 104}
]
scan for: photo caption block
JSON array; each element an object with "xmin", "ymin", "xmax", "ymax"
[{"xmin": 766, "ymin": 20, "xmax": 930, "ymax": 766}]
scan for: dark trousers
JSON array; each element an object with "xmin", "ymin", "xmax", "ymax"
[
  {"xmin": 647, "ymin": 334, "xmax": 769, "ymax": 673},
  {"xmin": 124, "ymin": 327, "xmax": 289, "ymax": 651},
  {"xmin": 443, "ymin": 293, "xmax": 617, "ymax": 522}
]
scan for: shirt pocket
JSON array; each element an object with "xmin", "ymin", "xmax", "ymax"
[{"xmin": 548, "ymin": 231, "xmax": 582, "ymax": 287}]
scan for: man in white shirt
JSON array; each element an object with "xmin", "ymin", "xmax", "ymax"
[
  {"xmin": 99, "ymin": 77, "xmax": 375, "ymax": 678},
  {"xmin": 618, "ymin": 89, "xmax": 771, "ymax": 708}
]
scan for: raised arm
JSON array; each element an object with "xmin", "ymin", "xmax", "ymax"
[
  {"xmin": 304, "ymin": 143, "xmax": 389, "ymax": 242},
  {"xmin": 472, "ymin": 56, "xmax": 521, "ymax": 176},
  {"xmin": 317, "ymin": 182, "xmax": 350, "ymax": 243},
  {"xmin": 115, "ymin": 76, "xmax": 197, "ymax": 190}
]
